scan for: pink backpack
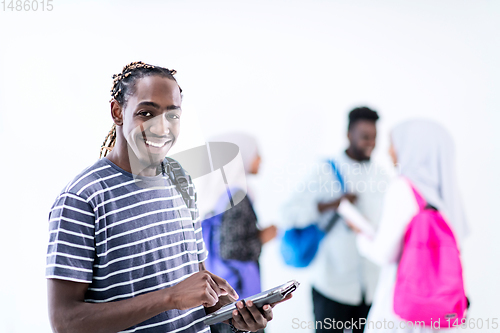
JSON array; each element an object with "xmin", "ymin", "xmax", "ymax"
[{"xmin": 393, "ymin": 180, "xmax": 468, "ymax": 327}]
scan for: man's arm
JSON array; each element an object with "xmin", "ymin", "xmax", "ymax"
[
  {"xmin": 48, "ymin": 269, "xmax": 238, "ymax": 333},
  {"xmin": 48, "ymin": 279, "xmax": 168, "ymax": 333},
  {"xmin": 317, "ymin": 193, "xmax": 357, "ymax": 213}
]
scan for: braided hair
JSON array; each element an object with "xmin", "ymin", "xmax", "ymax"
[{"xmin": 100, "ymin": 61, "xmax": 182, "ymax": 158}]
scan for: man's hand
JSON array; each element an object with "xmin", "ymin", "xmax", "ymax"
[
  {"xmin": 231, "ymin": 293, "xmax": 293, "ymax": 331},
  {"xmin": 259, "ymin": 225, "xmax": 278, "ymax": 244},
  {"xmin": 195, "ymin": 261, "xmax": 292, "ymax": 332},
  {"xmin": 342, "ymin": 193, "xmax": 357, "ymax": 204},
  {"xmin": 345, "ymin": 219, "xmax": 362, "ymax": 233},
  {"xmin": 317, "ymin": 193, "xmax": 358, "ymax": 213},
  {"xmin": 167, "ymin": 271, "xmax": 239, "ymax": 310}
]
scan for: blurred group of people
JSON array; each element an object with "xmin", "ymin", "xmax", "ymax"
[
  {"xmin": 206, "ymin": 107, "xmax": 468, "ymax": 333},
  {"xmin": 46, "ymin": 62, "xmax": 467, "ymax": 333}
]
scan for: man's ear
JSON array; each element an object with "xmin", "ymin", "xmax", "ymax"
[{"xmin": 111, "ymin": 100, "xmax": 123, "ymax": 126}]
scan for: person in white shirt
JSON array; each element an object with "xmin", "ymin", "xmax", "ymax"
[
  {"xmin": 356, "ymin": 119, "xmax": 469, "ymax": 333},
  {"xmin": 282, "ymin": 107, "xmax": 391, "ymax": 333}
]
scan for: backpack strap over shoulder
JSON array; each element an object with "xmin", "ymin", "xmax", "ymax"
[
  {"xmin": 404, "ymin": 178, "xmax": 427, "ymax": 211},
  {"xmin": 162, "ymin": 157, "xmax": 192, "ymax": 204},
  {"xmin": 327, "ymin": 159, "xmax": 346, "ymax": 194}
]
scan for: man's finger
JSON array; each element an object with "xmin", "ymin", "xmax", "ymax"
[
  {"xmin": 232, "ymin": 309, "xmax": 246, "ymax": 330},
  {"xmin": 236, "ymin": 301, "xmax": 255, "ymax": 324},
  {"xmin": 205, "ymin": 274, "xmax": 222, "ymax": 297},
  {"xmin": 261, "ymin": 304, "xmax": 274, "ymax": 321},
  {"xmin": 270, "ymin": 292, "xmax": 293, "ymax": 307},
  {"xmin": 200, "ymin": 273, "xmax": 221, "ymax": 305},
  {"xmin": 203, "ymin": 288, "xmax": 219, "ymax": 307},
  {"xmin": 246, "ymin": 300, "xmax": 267, "ymax": 326},
  {"xmin": 207, "ymin": 271, "xmax": 239, "ymax": 299}
]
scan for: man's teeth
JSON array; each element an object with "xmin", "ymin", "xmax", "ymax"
[{"xmin": 145, "ymin": 140, "xmax": 168, "ymax": 148}]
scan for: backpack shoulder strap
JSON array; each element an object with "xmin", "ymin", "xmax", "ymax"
[
  {"xmin": 404, "ymin": 178, "xmax": 426, "ymax": 211},
  {"xmin": 327, "ymin": 159, "xmax": 345, "ymax": 193},
  {"xmin": 163, "ymin": 157, "xmax": 192, "ymax": 204},
  {"xmin": 323, "ymin": 159, "xmax": 344, "ymax": 232}
]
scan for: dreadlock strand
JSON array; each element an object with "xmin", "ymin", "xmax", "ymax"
[{"xmin": 100, "ymin": 124, "xmax": 116, "ymax": 158}]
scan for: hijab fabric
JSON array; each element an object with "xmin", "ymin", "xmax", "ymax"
[
  {"xmin": 210, "ymin": 132, "xmax": 259, "ymax": 174},
  {"xmin": 196, "ymin": 132, "xmax": 259, "ymax": 218},
  {"xmin": 391, "ymin": 119, "xmax": 469, "ymax": 245}
]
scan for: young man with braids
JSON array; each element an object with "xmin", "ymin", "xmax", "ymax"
[{"xmin": 46, "ymin": 62, "xmax": 283, "ymax": 333}]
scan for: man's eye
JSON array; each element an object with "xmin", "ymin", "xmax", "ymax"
[
  {"xmin": 139, "ymin": 111, "xmax": 152, "ymax": 117},
  {"xmin": 168, "ymin": 114, "xmax": 180, "ymax": 119}
]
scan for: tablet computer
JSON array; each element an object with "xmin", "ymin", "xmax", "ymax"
[
  {"xmin": 203, "ymin": 280, "xmax": 300, "ymax": 326},
  {"xmin": 338, "ymin": 198, "xmax": 375, "ymax": 237}
]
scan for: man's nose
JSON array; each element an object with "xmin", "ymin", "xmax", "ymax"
[{"xmin": 148, "ymin": 115, "xmax": 170, "ymax": 136}]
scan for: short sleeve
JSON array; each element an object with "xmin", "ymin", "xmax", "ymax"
[
  {"xmin": 188, "ymin": 177, "xmax": 208, "ymax": 263},
  {"xmin": 46, "ymin": 192, "xmax": 96, "ymax": 283}
]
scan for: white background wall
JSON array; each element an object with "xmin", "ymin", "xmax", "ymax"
[{"xmin": 0, "ymin": 1, "xmax": 499, "ymax": 332}]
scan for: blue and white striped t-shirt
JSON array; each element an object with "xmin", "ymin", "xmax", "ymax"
[{"xmin": 46, "ymin": 158, "xmax": 209, "ymax": 333}]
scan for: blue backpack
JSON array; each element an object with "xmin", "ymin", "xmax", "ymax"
[
  {"xmin": 202, "ymin": 189, "xmax": 261, "ymax": 299},
  {"xmin": 280, "ymin": 159, "xmax": 345, "ymax": 268}
]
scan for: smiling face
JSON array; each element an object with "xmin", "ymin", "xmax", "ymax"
[{"xmin": 110, "ymin": 75, "xmax": 182, "ymax": 175}]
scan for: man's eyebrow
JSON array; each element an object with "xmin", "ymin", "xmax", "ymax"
[
  {"xmin": 137, "ymin": 101, "xmax": 181, "ymax": 110},
  {"xmin": 137, "ymin": 101, "xmax": 160, "ymax": 109}
]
